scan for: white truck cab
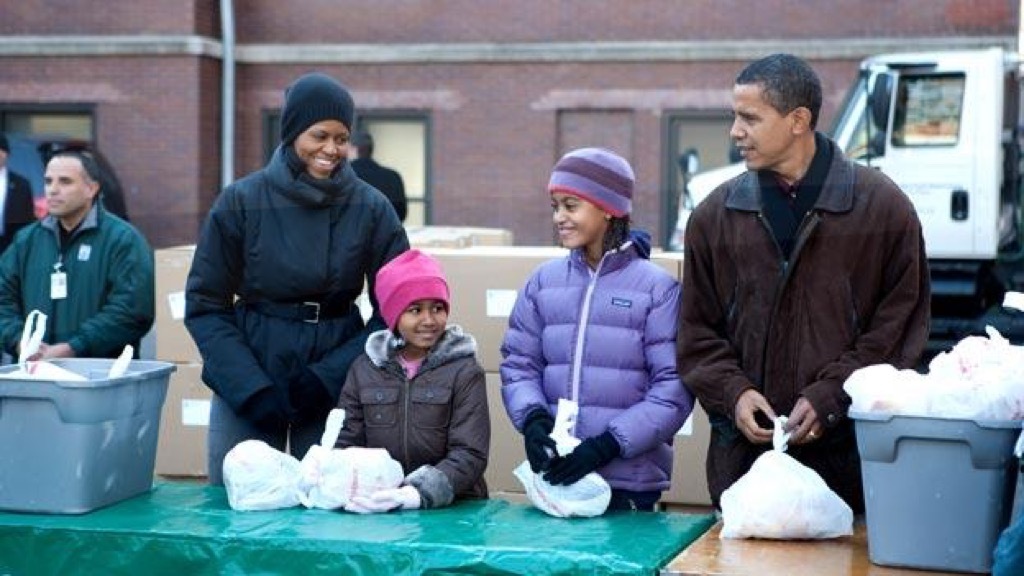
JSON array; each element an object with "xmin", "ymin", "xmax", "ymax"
[{"xmin": 672, "ymin": 47, "xmax": 1024, "ymax": 349}]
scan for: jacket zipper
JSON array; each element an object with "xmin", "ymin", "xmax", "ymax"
[
  {"xmin": 568, "ymin": 255, "xmax": 604, "ymax": 436},
  {"xmin": 758, "ymin": 211, "xmax": 821, "ymax": 391},
  {"xmin": 402, "ymin": 372, "xmax": 412, "ymax": 470}
]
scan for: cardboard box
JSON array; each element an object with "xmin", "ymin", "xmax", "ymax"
[
  {"xmin": 407, "ymin": 226, "xmax": 514, "ymax": 248},
  {"xmin": 426, "ymin": 246, "xmax": 564, "ymax": 372},
  {"xmin": 650, "ymin": 249, "xmax": 685, "ymax": 280},
  {"xmin": 154, "ymin": 245, "xmax": 202, "ymax": 363},
  {"xmin": 407, "ymin": 226, "xmax": 471, "ymax": 249},
  {"xmin": 484, "ymin": 372, "xmax": 526, "ymax": 494},
  {"xmin": 461, "ymin": 226, "xmax": 514, "ymax": 247},
  {"xmin": 155, "ymin": 362, "xmax": 212, "ymax": 478},
  {"xmin": 427, "ymin": 246, "xmax": 680, "ymax": 373},
  {"xmin": 661, "ymin": 402, "xmax": 712, "ymax": 506}
]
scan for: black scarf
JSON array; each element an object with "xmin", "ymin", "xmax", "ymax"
[{"xmin": 758, "ymin": 132, "xmax": 832, "ymax": 260}]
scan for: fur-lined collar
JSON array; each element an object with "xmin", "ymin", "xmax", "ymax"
[{"xmin": 364, "ymin": 324, "xmax": 477, "ymax": 373}]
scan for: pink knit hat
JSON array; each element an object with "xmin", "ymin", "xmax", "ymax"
[{"xmin": 375, "ymin": 249, "xmax": 450, "ymax": 330}]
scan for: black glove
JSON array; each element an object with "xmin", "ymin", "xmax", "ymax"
[
  {"xmin": 290, "ymin": 367, "xmax": 333, "ymax": 420},
  {"xmin": 240, "ymin": 386, "xmax": 289, "ymax": 431},
  {"xmin": 543, "ymin": 431, "xmax": 620, "ymax": 486},
  {"xmin": 522, "ymin": 409, "xmax": 557, "ymax": 473}
]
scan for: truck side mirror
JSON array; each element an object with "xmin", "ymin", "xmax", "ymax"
[
  {"xmin": 866, "ymin": 73, "xmax": 893, "ymax": 157},
  {"xmin": 869, "ymin": 74, "xmax": 892, "ymax": 133}
]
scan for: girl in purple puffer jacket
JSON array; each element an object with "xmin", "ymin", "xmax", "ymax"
[{"xmin": 500, "ymin": 147, "xmax": 694, "ymax": 512}]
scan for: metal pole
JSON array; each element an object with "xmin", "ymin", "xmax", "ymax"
[{"xmin": 219, "ymin": 0, "xmax": 236, "ymax": 189}]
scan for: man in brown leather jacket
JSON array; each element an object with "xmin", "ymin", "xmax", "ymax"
[{"xmin": 677, "ymin": 53, "xmax": 930, "ymax": 513}]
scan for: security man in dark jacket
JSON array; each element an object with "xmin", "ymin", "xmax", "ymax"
[
  {"xmin": 0, "ymin": 134, "xmax": 37, "ymax": 254},
  {"xmin": 350, "ymin": 130, "xmax": 408, "ymax": 223}
]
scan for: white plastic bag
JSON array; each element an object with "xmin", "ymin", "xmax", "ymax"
[
  {"xmin": 0, "ymin": 310, "xmax": 87, "ymax": 381},
  {"xmin": 843, "ymin": 364, "xmax": 929, "ymax": 416},
  {"xmin": 298, "ymin": 408, "xmax": 404, "ymax": 510},
  {"xmin": 18, "ymin": 309, "xmax": 46, "ymax": 366},
  {"xmin": 845, "ymin": 326, "xmax": 1024, "ymax": 420},
  {"xmin": 0, "ymin": 361, "xmax": 88, "ymax": 381},
  {"xmin": 720, "ymin": 417, "xmax": 853, "ymax": 540},
  {"xmin": 107, "ymin": 345, "xmax": 134, "ymax": 378},
  {"xmin": 319, "ymin": 447, "xmax": 405, "ymax": 509},
  {"xmin": 515, "ymin": 398, "xmax": 612, "ymax": 518},
  {"xmin": 223, "ymin": 439, "xmax": 303, "ymax": 511}
]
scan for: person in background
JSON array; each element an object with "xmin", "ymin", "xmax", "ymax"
[
  {"xmin": 0, "ymin": 150, "xmax": 153, "ymax": 359},
  {"xmin": 677, "ymin": 53, "xmax": 930, "ymax": 514},
  {"xmin": 185, "ymin": 72, "xmax": 409, "ymax": 485},
  {"xmin": 500, "ymin": 147, "xmax": 693, "ymax": 512},
  {"xmin": 336, "ymin": 249, "xmax": 488, "ymax": 512},
  {"xmin": 350, "ymin": 130, "xmax": 408, "ymax": 222},
  {"xmin": 0, "ymin": 134, "xmax": 38, "ymax": 254}
]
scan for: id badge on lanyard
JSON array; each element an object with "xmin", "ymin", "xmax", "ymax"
[{"xmin": 51, "ymin": 261, "xmax": 67, "ymax": 300}]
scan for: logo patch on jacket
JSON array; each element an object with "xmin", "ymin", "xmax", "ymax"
[
  {"xmin": 611, "ymin": 297, "xmax": 632, "ymax": 308},
  {"xmin": 77, "ymin": 244, "xmax": 92, "ymax": 261}
]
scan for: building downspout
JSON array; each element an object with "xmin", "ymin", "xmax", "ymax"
[{"xmin": 220, "ymin": 0, "xmax": 235, "ymax": 188}]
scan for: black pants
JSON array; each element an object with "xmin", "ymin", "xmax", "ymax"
[
  {"xmin": 207, "ymin": 394, "xmax": 324, "ymax": 485},
  {"xmin": 608, "ymin": 489, "xmax": 661, "ymax": 512}
]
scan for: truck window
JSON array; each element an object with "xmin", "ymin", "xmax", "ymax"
[{"xmin": 891, "ymin": 73, "xmax": 964, "ymax": 147}]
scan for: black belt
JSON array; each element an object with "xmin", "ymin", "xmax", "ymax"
[{"xmin": 246, "ymin": 299, "xmax": 355, "ymax": 324}]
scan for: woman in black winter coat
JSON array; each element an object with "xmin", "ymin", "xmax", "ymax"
[{"xmin": 185, "ymin": 72, "xmax": 409, "ymax": 484}]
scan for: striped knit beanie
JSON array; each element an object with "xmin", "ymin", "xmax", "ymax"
[{"xmin": 548, "ymin": 147, "xmax": 634, "ymax": 217}]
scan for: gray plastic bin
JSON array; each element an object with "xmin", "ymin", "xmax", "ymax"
[
  {"xmin": 0, "ymin": 358, "xmax": 175, "ymax": 514},
  {"xmin": 851, "ymin": 411, "xmax": 1019, "ymax": 573}
]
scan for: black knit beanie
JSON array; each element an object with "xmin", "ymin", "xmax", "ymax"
[{"xmin": 279, "ymin": 72, "xmax": 355, "ymax": 146}]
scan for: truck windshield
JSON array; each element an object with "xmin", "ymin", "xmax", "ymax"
[{"xmin": 828, "ymin": 73, "xmax": 872, "ymax": 160}]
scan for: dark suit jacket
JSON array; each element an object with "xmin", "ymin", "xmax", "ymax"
[
  {"xmin": 351, "ymin": 158, "xmax": 408, "ymax": 222},
  {"xmin": 0, "ymin": 170, "xmax": 35, "ymax": 254}
]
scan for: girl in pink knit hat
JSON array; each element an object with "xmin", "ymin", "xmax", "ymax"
[{"xmin": 334, "ymin": 249, "xmax": 490, "ymax": 512}]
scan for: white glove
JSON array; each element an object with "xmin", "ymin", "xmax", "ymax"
[
  {"xmin": 344, "ymin": 485, "xmax": 421, "ymax": 514},
  {"xmin": 343, "ymin": 496, "xmax": 393, "ymax": 515}
]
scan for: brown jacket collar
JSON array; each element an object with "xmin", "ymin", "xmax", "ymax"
[{"xmin": 724, "ymin": 136, "xmax": 857, "ymax": 215}]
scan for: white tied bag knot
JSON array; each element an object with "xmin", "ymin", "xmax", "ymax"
[
  {"xmin": 719, "ymin": 416, "xmax": 853, "ymax": 540},
  {"xmin": 298, "ymin": 408, "xmax": 404, "ymax": 510}
]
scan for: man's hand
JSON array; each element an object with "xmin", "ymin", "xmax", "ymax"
[
  {"xmin": 734, "ymin": 389, "xmax": 777, "ymax": 444},
  {"xmin": 27, "ymin": 342, "xmax": 75, "ymax": 361},
  {"xmin": 785, "ymin": 397, "xmax": 823, "ymax": 445}
]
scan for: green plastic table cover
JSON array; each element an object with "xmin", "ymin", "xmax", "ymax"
[{"xmin": 0, "ymin": 481, "xmax": 714, "ymax": 575}]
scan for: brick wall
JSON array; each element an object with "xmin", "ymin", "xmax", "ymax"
[
  {"xmin": 0, "ymin": 55, "xmax": 218, "ymax": 247},
  {"xmin": 1, "ymin": 0, "xmax": 211, "ymax": 35},
  {"xmin": 235, "ymin": 0, "xmax": 1014, "ymax": 43},
  {"xmin": 0, "ymin": 0, "xmax": 1016, "ymax": 246}
]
